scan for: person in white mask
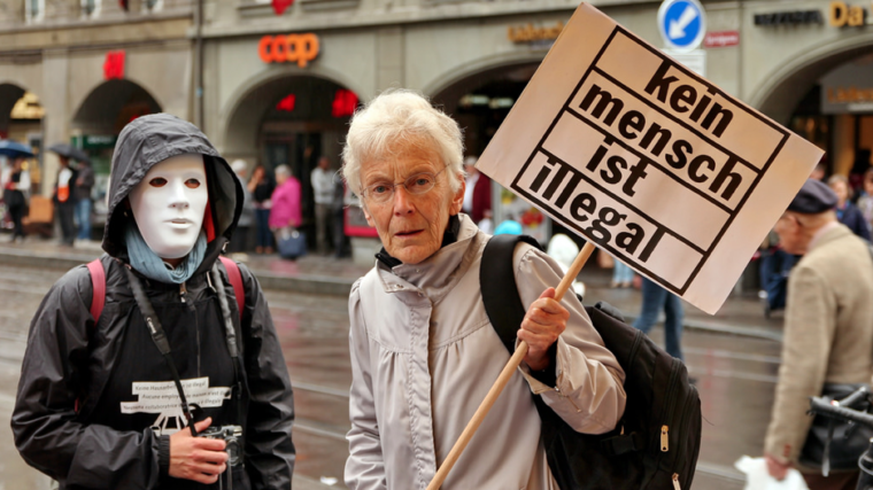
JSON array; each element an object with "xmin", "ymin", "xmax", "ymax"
[{"xmin": 12, "ymin": 114, "xmax": 296, "ymax": 490}]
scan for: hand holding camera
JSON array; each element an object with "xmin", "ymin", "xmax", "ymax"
[{"xmin": 169, "ymin": 417, "xmax": 229, "ymax": 485}]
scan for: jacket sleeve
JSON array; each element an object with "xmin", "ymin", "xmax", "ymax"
[
  {"xmin": 345, "ymin": 280, "xmax": 387, "ymax": 490},
  {"xmin": 513, "ymin": 246, "xmax": 627, "ymax": 435},
  {"xmin": 11, "ymin": 265, "xmax": 163, "ymax": 489},
  {"xmin": 238, "ymin": 264, "xmax": 296, "ymax": 490},
  {"xmin": 764, "ymin": 264, "xmax": 833, "ymax": 463}
]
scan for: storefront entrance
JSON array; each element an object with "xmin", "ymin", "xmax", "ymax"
[
  {"xmin": 71, "ymin": 79, "xmax": 162, "ymax": 229},
  {"xmin": 225, "ymin": 74, "xmax": 358, "ymax": 252}
]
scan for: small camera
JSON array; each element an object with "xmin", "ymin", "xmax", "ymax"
[{"xmin": 199, "ymin": 425, "xmax": 243, "ymax": 467}]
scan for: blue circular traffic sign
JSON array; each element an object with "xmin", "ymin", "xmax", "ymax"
[{"xmin": 657, "ymin": 0, "xmax": 706, "ymax": 51}]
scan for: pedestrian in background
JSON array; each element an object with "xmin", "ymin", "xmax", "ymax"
[
  {"xmin": 758, "ymin": 230, "xmax": 798, "ymax": 317},
  {"xmin": 52, "ymin": 155, "xmax": 77, "ymax": 247},
  {"xmin": 810, "ymin": 162, "xmax": 826, "ymax": 182},
  {"xmin": 462, "ymin": 155, "xmax": 492, "ymax": 229},
  {"xmin": 311, "ymin": 156, "xmax": 334, "ymax": 255},
  {"xmin": 331, "ymin": 171, "xmax": 348, "ymax": 258},
  {"xmin": 74, "ymin": 158, "xmax": 95, "ymax": 243},
  {"xmin": 248, "ymin": 164, "xmax": 275, "ymax": 254},
  {"xmin": 633, "ymin": 277, "xmax": 685, "ymax": 361},
  {"xmin": 855, "ymin": 168, "xmax": 873, "ymax": 233},
  {"xmin": 611, "ymin": 259, "xmax": 634, "ymax": 289},
  {"xmin": 828, "ymin": 174, "xmax": 871, "ymax": 240},
  {"xmin": 4, "ymin": 156, "xmax": 29, "ymax": 242},
  {"xmin": 765, "ymin": 179, "xmax": 873, "ymax": 490},
  {"xmin": 269, "ymin": 165, "xmax": 302, "ymax": 232},
  {"xmin": 228, "ymin": 159, "xmax": 255, "ymax": 253}
]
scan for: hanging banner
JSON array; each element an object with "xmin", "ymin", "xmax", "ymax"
[{"xmin": 477, "ymin": 3, "xmax": 823, "ymax": 314}]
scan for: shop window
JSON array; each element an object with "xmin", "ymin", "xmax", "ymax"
[
  {"xmin": 24, "ymin": 0, "xmax": 44, "ymax": 23},
  {"xmin": 81, "ymin": 0, "xmax": 101, "ymax": 17}
]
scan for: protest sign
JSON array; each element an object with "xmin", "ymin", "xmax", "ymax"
[{"xmin": 477, "ymin": 3, "xmax": 824, "ymax": 314}]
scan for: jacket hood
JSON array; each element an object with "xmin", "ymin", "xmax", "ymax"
[{"xmin": 102, "ymin": 113, "xmax": 243, "ymax": 266}]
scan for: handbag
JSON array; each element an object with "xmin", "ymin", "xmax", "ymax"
[
  {"xmin": 275, "ymin": 226, "xmax": 307, "ymax": 259},
  {"xmin": 799, "ymin": 383, "xmax": 873, "ymax": 474}
]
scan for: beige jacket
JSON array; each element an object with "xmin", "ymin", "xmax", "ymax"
[
  {"xmin": 345, "ymin": 215, "xmax": 626, "ymax": 489},
  {"xmin": 764, "ymin": 224, "xmax": 873, "ymax": 467}
]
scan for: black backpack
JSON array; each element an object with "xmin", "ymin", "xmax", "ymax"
[{"xmin": 479, "ymin": 234, "xmax": 701, "ymax": 490}]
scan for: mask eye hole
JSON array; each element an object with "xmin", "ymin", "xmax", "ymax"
[
  {"xmin": 185, "ymin": 178, "xmax": 201, "ymax": 189},
  {"xmin": 149, "ymin": 177, "xmax": 167, "ymax": 188}
]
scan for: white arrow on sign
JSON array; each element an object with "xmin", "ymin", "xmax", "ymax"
[{"xmin": 668, "ymin": 4, "xmax": 698, "ymax": 39}]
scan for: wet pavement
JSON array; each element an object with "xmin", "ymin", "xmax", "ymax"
[{"xmin": 0, "ymin": 236, "xmax": 788, "ymax": 489}]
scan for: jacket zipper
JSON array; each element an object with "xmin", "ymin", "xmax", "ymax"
[
  {"xmin": 179, "ymin": 282, "xmax": 188, "ymax": 303},
  {"xmin": 554, "ymin": 386, "xmax": 582, "ymax": 412}
]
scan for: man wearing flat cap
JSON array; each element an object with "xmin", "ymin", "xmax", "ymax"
[{"xmin": 765, "ymin": 179, "xmax": 873, "ymax": 490}]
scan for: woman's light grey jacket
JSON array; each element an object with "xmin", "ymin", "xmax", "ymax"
[{"xmin": 345, "ymin": 215, "xmax": 627, "ymax": 489}]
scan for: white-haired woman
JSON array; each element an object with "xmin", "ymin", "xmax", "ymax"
[{"xmin": 342, "ymin": 89, "xmax": 626, "ymax": 489}]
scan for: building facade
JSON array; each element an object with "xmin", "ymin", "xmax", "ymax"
[
  {"xmin": 0, "ymin": 0, "xmax": 193, "ymax": 197},
  {"xmin": 2, "ymin": 0, "xmax": 873, "ymax": 233}
]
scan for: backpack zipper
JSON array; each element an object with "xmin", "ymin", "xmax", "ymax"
[
  {"xmin": 672, "ymin": 382, "xmax": 699, "ymax": 485},
  {"xmin": 672, "ymin": 473, "xmax": 681, "ymax": 490},
  {"xmin": 659, "ymin": 358, "xmax": 681, "ymax": 455},
  {"xmin": 661, "ymin": 425, "xmax": 669, "ymax": 452}
]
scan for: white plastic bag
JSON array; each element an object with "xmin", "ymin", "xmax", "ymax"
[{"xmin": 734, "ymin": 456, "xmax": 809, "ymax": 490}]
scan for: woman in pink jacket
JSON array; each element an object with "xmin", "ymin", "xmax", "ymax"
[{"xmin": 268, "ymin": 165, "xmax": 302, "ymax": 230}]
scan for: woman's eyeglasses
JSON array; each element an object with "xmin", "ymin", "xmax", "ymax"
[{"xmin": 362, "ymin": 166, "xmax": 449, "ymax": 204}]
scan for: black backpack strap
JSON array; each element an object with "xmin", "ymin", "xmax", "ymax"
[{"xmin": 480, "ymin": 234, "xmax": 542, "ymax": 355}]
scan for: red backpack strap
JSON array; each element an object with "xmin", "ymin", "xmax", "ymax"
[
  {"xmin": 86, "ymin": 259, "xmax": 106, "ymax": 323},
  {"xmin": 219, "ymin": 256, "xmax": 245, "ymax": 320}
]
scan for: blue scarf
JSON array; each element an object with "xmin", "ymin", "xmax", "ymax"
[{"xmin": 124, "ymin": 223, "xmax": 207, "ymax": 284}]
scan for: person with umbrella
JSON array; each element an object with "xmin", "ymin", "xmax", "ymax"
[
  {"xmin": 0, "ymin": 140, "xmax": 34, "ymax": 242},
  {"xmin": 48, "ymin": 143, "xmax": 85, "ymax": 247}
]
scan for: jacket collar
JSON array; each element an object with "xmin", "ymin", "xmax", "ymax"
[
  {"xmin": 375, "ymin": 214, "xmax": 461, "ymax": 268},
  {"xmin": 376, "ymin": 214, "xmax": 480, "ymax": 301},
  {"xmin": 808, "ymin": 222, "xmax": 853, "ymax": 254}
]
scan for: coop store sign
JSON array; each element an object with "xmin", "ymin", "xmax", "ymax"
[{"xmin": 258, "ymin": 33, "xmax": 320, "ymax": 67}]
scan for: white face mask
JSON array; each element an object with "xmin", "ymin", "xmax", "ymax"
[{"xmin": 129, "ymin": 155, "xmax": 208, "ymax": 259}]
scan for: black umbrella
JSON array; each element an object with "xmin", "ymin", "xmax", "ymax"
[
  {"xmin": 48, "ymin": 143, "xmax": 90, "ymax": 164},
  {"xmin": 0, "ymin": 140, "xmax": 34, "ymax": 159}
]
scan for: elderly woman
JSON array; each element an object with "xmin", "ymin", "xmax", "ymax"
[{"xmin": 341, "ymin": 90, "xmax": 626, "ymax": 489}]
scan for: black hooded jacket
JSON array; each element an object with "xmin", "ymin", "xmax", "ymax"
[{"xmin": 12, "ymin": 114, "xmax": 295, "ymax": 489}]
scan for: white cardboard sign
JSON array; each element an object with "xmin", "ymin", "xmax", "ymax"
[{"xmin": 477, "ymin": 3, "xmax": 824, "ymax": 314}]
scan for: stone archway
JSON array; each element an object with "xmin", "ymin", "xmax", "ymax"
[
  {"xmin": 0, "ymin": 83, "xmax": 27, "ymax": 137},
  {"xmin": 749, "ymin": 40, "xmax": 873, "ymax": 126},
  {"xmin": 431, "ymin": 61, "xmax": 540, "ymax": 157},
  {"xmin": 71, "ymin": 79, "xmax": 162, "ymax": 135},
  {"xmin": 222, "ymin": 72, "xmax": 358, "ymax": 160}
]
